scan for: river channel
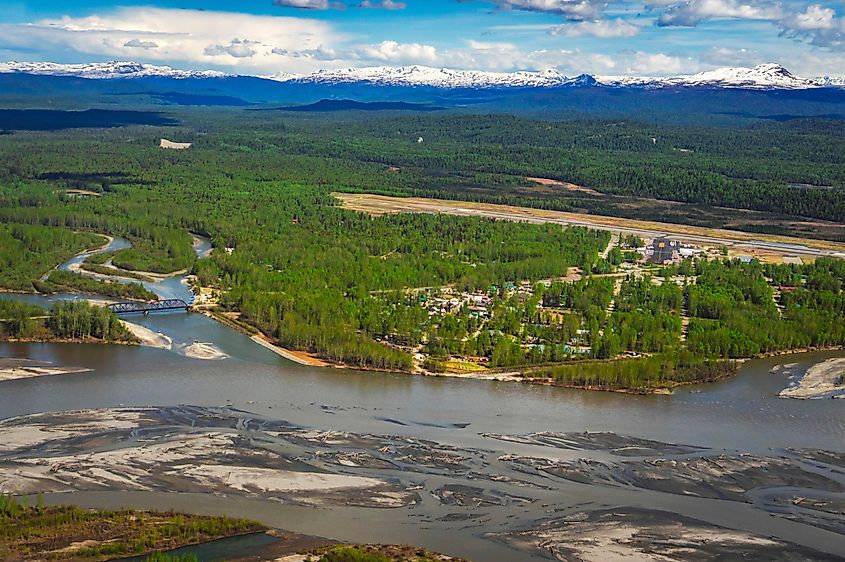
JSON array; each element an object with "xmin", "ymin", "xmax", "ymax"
[{"xmin": 0, "ymin": 237, "xmax": 843, "ymax": 561}]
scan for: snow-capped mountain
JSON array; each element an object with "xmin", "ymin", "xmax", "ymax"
[
  {"xmin": 662, "ymin": 63, "xmax": 818, "ymax": 90},
  {"xmin": 598, "ymin": 64, "xmax": 820, "ymax": 89},
  {"xmin": 276, "ymin": 63, "xmax": 835, "ymax": 90},
  {"xmin": 0, "ymin": 61, "xmax": 226, "ymax": 80},
  {"xmin": 817, "ymin": 75, "xmax": 845, "ymax": 87},
  {"xmin": 1, "ymin": 60, "xmax": 842, "ymax": 90},
  {"xmin": 270, "ymin": 66, "xmax": 576, "ymax": 88}
]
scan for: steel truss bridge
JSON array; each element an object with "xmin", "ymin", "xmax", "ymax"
[{"xmin": 108, "ymin": 299, "xmax": 189, "ymax": 315}]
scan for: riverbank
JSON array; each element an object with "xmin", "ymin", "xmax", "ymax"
[
  {"xmin": 0, "ymin": 335, "xmax": 137, "ymax": 347},
  {"xmin": 199, "ymin": 304, "xmax": 832, "ymax": 396},
  {"xmin": 296, "ymin": 544, "xmax": 468, "ymax": 562},
  {"xmin": 249, "ymin": 334, "xmax": 327, "ymax": 367},
  {"xmin": 73, "ymin": 260, "xmax": 187, "ymax": 283},
  {"xmin": 197, "ymin": 309, "xmax": 328, "ymax": 367}
]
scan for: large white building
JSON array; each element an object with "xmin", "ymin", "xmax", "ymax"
[{"xmin": 160, "ymin": 138, "xmax": 192, "ymax": 150}]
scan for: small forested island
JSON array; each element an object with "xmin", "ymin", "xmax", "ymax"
[
  {"xmin": 1, "ymin": 111, "xmax": 844, "ymax": 393},
  {"xmin": 0, "ymin": 496, "xmax": 264, "ymax": 561},
  {"xmin": 0, "ymin": 299, "xmax": 136, "ymax": 344},
  {"xmin": 0, "ymin": 495, "xmax": 464, "ymax": 562}
]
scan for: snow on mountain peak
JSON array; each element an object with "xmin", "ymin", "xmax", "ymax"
[
  {"xmin": 270, "ymin": 65, "xmax": 577, "ymax": 88},
  {"xmin": 0, "ymin": 60, "xmax": 841, "ymax": 90},
  {"xmin": 273, "ymin": 63, "xmax": 838, "ymax": 90},
  {"xmin": 0, "ymin": 61, "xmax": 226, "ymax": 80},
  {"xmin": 666, "ymin": 63, "xmax": 815, "ymax": 89}
]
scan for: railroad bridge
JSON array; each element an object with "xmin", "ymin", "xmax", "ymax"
[{"xmin": 108, "ymin": 299, "xmax": 189, "ymax": 315}]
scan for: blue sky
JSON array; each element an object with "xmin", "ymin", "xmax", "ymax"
[{"xmin": 1, "ymin": 1, "xmax": 844, "ymax": 76}]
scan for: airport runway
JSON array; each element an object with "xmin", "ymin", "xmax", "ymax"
[{"xmin": 337, "ymin": 193, "xmax": 845, "ymax": 261}]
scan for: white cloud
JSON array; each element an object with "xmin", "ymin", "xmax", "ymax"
[
  {"xmin": 124, "ymin": 39, "xmax": 158, "ymax": 50},
  {"xmin": 777, "ymin": 4, "xmax": 844, "ymax": 50},
  {"xmin": 0, "ymin": 7, "xmax": 342, "ymax": 73},
  {"xmin": 2, "ymin": 3, "xmax": 844, "ymax": 76},
  {"xmin": 353, "ymin": 41, "xmax": 440, "ymax": 64},
  {"xmin": 272, "ymin": 0, "xmax": 345, "ymax": 9},
  {"xmin": 204, "ymin": 39, "xmax": 258, "ymax": 59},
  {"xmin": 550, "ymin": 19, "xmax": 641, "ymax": 37},
  {"xmin": 625, "ymin": 51, "xmax": 688, "ymax": 73},
  {"xmin": 272, "ymin": 0, "xmax": 406, "ymax": 8},
  {"xmin": 645, "ymin": 0, "xmax": 845, "ymax": 52},
  {"xmin": 479, "ymin": 0, "xmax": 616, "ymax": 21},
  {"xmin": 655, "ymin": 0, "xmax": 785, "ymax": 27},
  {"xmin": 358, "ymin": 0, "xmax": 407, "ymax": 8},
  {"xmin": 782, "ymin": 4, "xmax": 837, "ymax": 30},
  {"xmin": 699, "ymin": 46, "xmax": 763, "ymax": 66}
]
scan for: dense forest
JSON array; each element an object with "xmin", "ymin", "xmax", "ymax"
[
  {"xmin": 271, "ymin": 114, "xmax": 845, "ymax": 225},
  {"xmin": 0, "ymin": 224, "xmax": 101, "ymax": 291},
  {"xmin": 1, "ymin": 110, "xmax": 844, "ymax": 235},
  {"xmin": 0, "ymin": 299, "xmax": 135, "ymax": 342},
  {"xmin": 0, "ymin": 108, "xmax": 843, "ymax": 383}
]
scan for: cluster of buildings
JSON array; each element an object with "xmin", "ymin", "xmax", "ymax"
[
  {"xmin": 643, "ymin": 236, "xmax": 701, "ymax": 264},
  {"xmin": 420, "ymin": 290, "xmax": 494, "ymax": 318},
  {"xmin": 418, "ymin": 281, "xmax": 542, "ymax": 319}
]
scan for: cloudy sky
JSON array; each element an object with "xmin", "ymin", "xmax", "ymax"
[{"xmin": 1, "ymin": 1, "xmax": 844, "ymax": 77}]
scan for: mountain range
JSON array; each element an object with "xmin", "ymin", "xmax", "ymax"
[
  {"xmin": 3, "ymin": 60, "xmax": 845, "ymax": 124},
  {"xmin": 2, "ymin": 61, "xmax": 843, "ymax": 91}
]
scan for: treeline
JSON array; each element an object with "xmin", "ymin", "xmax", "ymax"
[
  {"xmin": 525, "ymin": 351, "xmax": 736, "ymax": 392},
  {"xmin": 38, "ymin": 270, "xmax": 158, "ymax": 301},
  {"xmin": 0, "ymin": 299, "xmax": 135, "ymax": 342},
  {"xmin": 0, "ymin": 181, "xmax": 197, "ymax": 278}
]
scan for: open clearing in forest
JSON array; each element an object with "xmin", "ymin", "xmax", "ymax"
[{"xmin": 336, "ymin": 193, "xmax": 845, "ymax": 261}]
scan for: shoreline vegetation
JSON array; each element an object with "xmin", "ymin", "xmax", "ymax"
[
  {"xmin": 199, "ymin": 301, "xmax": 845, "ymax": 395},
  {"xmin": 0, "ymin": 496, "xmax": 266, "ymax": 562},
  {"xmin": 3, "ymin": 222, "xmax": 845, "ymax": 393},
  {"xmin": 0, "ymin": 495, "xmax": 464, "ymax": 562},
  {"xmin": 199, "ymin": 309, "xmax": 328, "ymax": 367},
  {"xmin": 0, "ymin": 299, "xmax": 137, "ymax": 347}
]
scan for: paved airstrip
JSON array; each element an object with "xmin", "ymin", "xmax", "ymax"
[{"xmin": 337, "ymin": 193, "xmax": 845, "ymax": 262}]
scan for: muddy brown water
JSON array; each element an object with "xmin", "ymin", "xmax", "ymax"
[
  {"xmin": 1, "ymin": 237, "xmax": 844, "ymax": 561},
  {"xmin": 1, "ymin": 324, "xmax": 844, "ymax": 560}
]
